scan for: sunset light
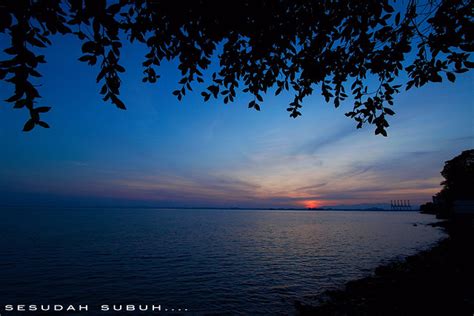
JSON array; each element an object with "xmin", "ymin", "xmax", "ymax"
[{"xmin": 303, "ymin": 200, "xmax": 320, "ymax": 209}]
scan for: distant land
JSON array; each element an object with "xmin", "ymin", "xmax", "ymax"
[
  {"xmin": 0, "ymin": 192, "xmax": 419, "ymax": 211},
  {"xmin": 0, "ymin": 205, "xmax": 418, "ymax": 212}
]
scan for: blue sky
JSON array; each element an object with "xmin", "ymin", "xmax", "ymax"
[{"xmin": 0, "ymin": 35, "xmax": 473, "ymax": 209}]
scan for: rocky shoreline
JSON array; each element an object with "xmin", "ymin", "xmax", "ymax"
[{"xmin": 296, "ymin": 221, "xmax": 474, "ymax": 315}]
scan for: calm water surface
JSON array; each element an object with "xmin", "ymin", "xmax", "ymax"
[{"xmin": 0, "ymin": 208, "xmax": 444, "ymax": 315}]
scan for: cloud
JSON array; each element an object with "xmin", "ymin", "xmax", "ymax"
[
  {"xmin": 295, "ymin": 125, "xmax": 356, "ymax": 156},
  {"xmin": 103, "ymin": 172, "xmax": 262, "ymax": 205},
  {"xmin": 296, "ymin": 182, "xmax": 328, "ymax": 191}
]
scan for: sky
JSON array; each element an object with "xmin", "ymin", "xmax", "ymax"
[{"xmin": 0, "ymin": 35, "xmax": 473, "ymax": 209}]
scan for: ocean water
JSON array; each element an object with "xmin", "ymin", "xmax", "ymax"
[{"xmin": 0, "ymin": 208, "xmax": 444, "ymax": 315}]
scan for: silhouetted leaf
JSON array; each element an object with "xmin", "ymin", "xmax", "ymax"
[
  {"xmin": 5, "ymin": 94, "xmax": 21, "ymax": 103},
  {"xmin": 38, "ymin": 121, "xmax": 50, "ymax": 128},
  {"xmin": 446, "ymin": 72, "xmax": 456, "ymax": 82},
  {"xmin": 78, "ymin": 55, "xmax": 92, "ymax": 62},
  {"xmin": 116, "ymin": 64, "xmax": 125, "ymax": 73},
  {"xmin": 14, "ymin": 99, "xmax": 28, "ymax": 108},
  {"xmin": 111, "ymin": 95, "xmax": 126, "ymax": 109},
  {"xmin": 81, "ymin": 41, "xmax": 96, "ymax": 53},
  {"xmin": 384, "ymin": 108, "xmax": 395, "ymax": 115},
  {"xmin": 35, "ymin": 106, "xmax": 51, "ymax": 113},
  {"xmin": 27, "ymin": 37, "xmax": 47, "ymax": 48},
  {"xmin": 23, "ymin": 119, "xmax": 35, "ymax": 132}
]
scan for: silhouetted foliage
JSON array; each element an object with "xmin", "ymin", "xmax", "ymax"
[
  {"xmin": 419, "ymin": 201, "xmax": 436, "ymax": 214},
  {"xmin": 0, "ymin": 0, "xmax": 472, "ymax": 133},
  {"xmin": 420, "ymin": 149, "xmax": 474, "ymax": 217},
  {"xmin": 439, "ymin": 149, "xmax": 474, "ymax": 203}
]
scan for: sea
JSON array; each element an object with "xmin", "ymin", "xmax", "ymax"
[{"xmin": 0, "ymin": 208, "xmax": 445, "ymax": 315}]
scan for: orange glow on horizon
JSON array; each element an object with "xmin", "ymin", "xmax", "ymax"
[{"xmin": 302, "ymin": 200, "xmax": 320, "ymax": 209}]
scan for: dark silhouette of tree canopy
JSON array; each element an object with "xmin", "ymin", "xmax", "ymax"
[
  {"xmin": 0, "ymin": 0, "xmax": 472, "ymax": 134},
  {"xmin": 439, "ymin": 149, "xmax": 474, "ymax": 204},
  {"xmin": 423, "ymin": 149, "xmax": 474, "ymax": 217}
]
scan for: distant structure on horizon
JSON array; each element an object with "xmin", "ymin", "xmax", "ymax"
[{"xmin": 390, "ymin": 200, "xmax": 412, "ymax": 211}]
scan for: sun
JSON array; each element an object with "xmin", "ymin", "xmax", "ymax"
[{"xmin": 303, "ymin": 200, "xmax": 320, "ymax": 209}]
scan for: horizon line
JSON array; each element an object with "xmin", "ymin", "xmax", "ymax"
[{"xmin": 0, "ymin": 205, "xmax": 419, "ymax": 212}]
